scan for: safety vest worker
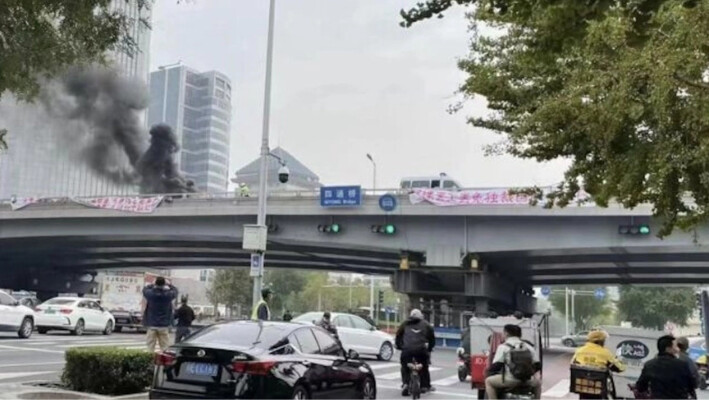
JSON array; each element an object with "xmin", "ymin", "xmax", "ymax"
[
  {"xmin": 572, "ymin": 331, "xmax": 626, "ymax": 372},
  {"xmin": 251, "ymin": 288, "xmax": 272, "ymax": 321}
]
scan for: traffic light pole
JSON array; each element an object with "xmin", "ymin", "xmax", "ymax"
[{"xmin": 702, "ymin": 290, "xmax": 709, "ymax": 358}]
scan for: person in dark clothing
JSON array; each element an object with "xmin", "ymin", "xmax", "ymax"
[
  {"xmin": 677, "ymin": 336, "xmax": 700, "ymax": 398},
  {"xmin": 282, "ymin": 310, "xmax": 293, "ymax": 322},
  {"xmin": 395, "ymin": 309, "xmax": 436, "ymax": 396},
  {"xmin": 174, "ymin": 295, "xmax": 195, "ymax": 343},
  {"xmin": 317, "ymin": 312, "xmax": 338, "ymax": 337},
  {"xmin": 142, "ymin": 276, "xmax": 178, "ymax": 352},
  {"xmin": 636, "ymin": 335, "xmax": 695, "ymax": 399}
]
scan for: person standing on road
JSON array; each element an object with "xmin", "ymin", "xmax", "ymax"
[
  {"xmin": 143, "ymin": 276, "xmax": 178, "ymax": 352},
  {"xmin": 174, "ymin": 295, "xmax": 195, "ymax": 343},
  {"xmin": 677, "ymin": 336, "xmax": 700, "ymax": 397},
  {"xmin": 636, "ymin": 335, "xmax": 695, "ymax": 399},
  {"xmin": 395, "ymin": 309, "xmax": 436, "ymax": 396},
  {"xmin": 251, "ymin": 288, "xmax": 272, "ymax": 321}
]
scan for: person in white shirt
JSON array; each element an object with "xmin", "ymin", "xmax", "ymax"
[{"xmin": 484, "ymin": 324, "xmax": 542, "ymax": 399}]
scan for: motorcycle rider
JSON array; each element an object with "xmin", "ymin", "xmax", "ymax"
[
  {"xmin": 636, "ymin": 335, "xmax": 695, "ymax": 399},
  {"xmin": 571, "ymin": 330, "xmax": 625, "ymax": 399},
  {"xmin": 395, "ymin": 309, "xmax": 436, "ymax": 396},
  {"xmin": 485, "ymin": 324, "xmax": 542, "ymax": 400}
]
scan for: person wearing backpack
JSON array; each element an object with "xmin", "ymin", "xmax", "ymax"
[{"xmin": 485, "ymin": 324, "xmax": 542, "ymax": 399}]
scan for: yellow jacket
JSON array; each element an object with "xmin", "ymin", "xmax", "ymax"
[{"xmin": 572, "ymin": 342, "xmax": 626, "ymax": 372}]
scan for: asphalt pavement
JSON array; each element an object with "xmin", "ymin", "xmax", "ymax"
[{"xmin": 4, "ymin": 332, "xmax": 706, "ymax": 399}]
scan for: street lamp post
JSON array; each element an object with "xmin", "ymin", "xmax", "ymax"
[
  {"xmin": 366, "ymin": 153, "xmax": 377, "ymax": 319},
  {"xmin": 252, "ymin": 0, "xmax": 277, "ymax": 309}
]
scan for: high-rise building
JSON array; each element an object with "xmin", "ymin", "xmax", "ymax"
[
  {"xmin": 148, "ymin": 66, "xmax": 232, "ymax": 193},
  {"xmin": 0, "ymin": 0, "xmax": 153, "ymax": 199}
]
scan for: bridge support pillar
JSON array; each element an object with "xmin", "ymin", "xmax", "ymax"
[{"xmin": 393, "ymin": 269, "xmax": 536, "ymax": 322}]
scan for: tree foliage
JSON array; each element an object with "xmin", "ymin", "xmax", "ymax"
[
  {"xmin": 207, "ymin": 269, "xmax": 253, "ymax": 313},
  {"xmin": 549, "ymin": 286, "xmax": 613, "ymax": 331},
  {"xmin": 617, "ymin": 286, "xmax": 695, "ymax": 330},
  {"xmin": 402, "ymin": 0, "xmax": 709, "ymax": 235}
]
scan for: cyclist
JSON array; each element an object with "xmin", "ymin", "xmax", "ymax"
[
  {"xmin": 571, "ymin": 330, "xmax": 625, "ymax": 399},
  {"xmin": 395, "ymin": 309, "xmax": 435, "ymax": 396}
]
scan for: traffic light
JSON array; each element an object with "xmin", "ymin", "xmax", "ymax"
[
  {"xmin": 378, "ymin": 290, "xmax": 384, "ymax": 304},
  {"xmin": 318, "ymin": 224, "xmax": 341, "ymax": 234},
  {"xmin": 371, "ymin": 224, "xmax": 396, "ymax": 235},
  {"xmin": 618, "ymin": 224, "xmax": 651, "ymax": 235}
]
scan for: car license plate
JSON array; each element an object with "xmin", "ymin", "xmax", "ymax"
[
  {"xmin": 117, "ymin": 319, "xmax": 128, "ymax": 323},
  {"xmin": 45, "ymin": 309, "xmax": 55, "ymax": 314},
  {"xmin": 184, "ymin": 362, "xmax": 218, "ymax": 377}
]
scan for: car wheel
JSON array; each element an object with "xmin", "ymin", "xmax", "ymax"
[
  {"xmin": 377, "ymin": 342, "xmax": 394, "ymax": 361},
  {"xmin": 361, "ymin": 376, "xmax": 376, "ymax": 399},
  {"xmin": 72, "ymin": 319, "xmax": 85, "ymax": 336},
  {"xmin": 18, "ymin": 317, "xmax": 33, "ymax": 339},
  {"xmin": 563, "ymin": 339, "xmax": 575, "ymax": 347},
  {"xmin": 114, "ymin": 326, "xmax": 122, "ymax": 333},
  {"xmin": 292, "ymin": 384, "xmax": 310, "ymax": 400},
  {"xmin": 103, "ymin": 320, "xmax": 113, "ymax": 335},
  {"xmin": 458, "ymin": 367, "xmax": 468, "ymax": 382},
  {"xmin": 37, "ymin": 328, "xmax": 48, "ymax": 334}
]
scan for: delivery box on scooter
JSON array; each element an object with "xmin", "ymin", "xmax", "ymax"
[
  {"xmin": 468, "ymin": 316, "xmax": 542, "ymax": 391},
  {"xmin": 598, "ymin": 325, "xmax": 664, "ymax": 399}
]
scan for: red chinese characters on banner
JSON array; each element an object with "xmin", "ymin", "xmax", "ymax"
[
  {"xmin": 409, "ymin": 189, "xmax": 531, "ymax": 206},
  {"xmin": 71, "ymin": 196, "xmax": 164, "ymax": 213}
]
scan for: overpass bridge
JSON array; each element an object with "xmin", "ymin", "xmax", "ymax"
[{"xmin": 2, "ymin": 189, "xmax": 709, "ymax": 313}]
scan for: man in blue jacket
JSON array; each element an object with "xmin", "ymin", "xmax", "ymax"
[{"xmin": 143, "ymin": 276, "xmax": 178, "ymax": 352}]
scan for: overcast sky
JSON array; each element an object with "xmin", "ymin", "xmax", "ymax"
[{"xmin": 149, "ymin": 0, "xmax": 568, "ymax": 189}]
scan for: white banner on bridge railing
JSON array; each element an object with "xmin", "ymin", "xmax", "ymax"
[
  {"xmin": 10, "ymin": 197, "xmax": 40, "ymax": 210},
  {"xmin": 71, "ymin": 196, "xmax": 164, "ymax": 213},
  {"xmin": 409, "ymin": 188, "xmax": 532, "ymax": 206}
]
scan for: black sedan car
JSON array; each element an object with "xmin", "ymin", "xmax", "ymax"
[
  {"xmin": 149, "ymin": 320, "xmax": 377, "ymax": 399},
  {"xmin": 110, "ymin": 310, "xmax": 145, "ymax": 332}
]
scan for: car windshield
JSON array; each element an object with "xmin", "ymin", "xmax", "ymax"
[
  {"xmin": 42, "ymin": 299, "xmax": 76, "ymax": 306},
  {"xmin": 185, "ymin": 322, "xmax": 288, "ymax": 349}
]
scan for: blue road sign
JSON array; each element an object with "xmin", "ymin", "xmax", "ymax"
[
  {"xmin": 541, "ymin": 286, "xmax": 551, "ymax": 296},
  {"xmin": 320, "ymin": 186, "xmax": 362, "ymax": 207},
  {"xmin": 594, "ymin": 288, "xmax": 606, "ymax": 300},
  {"xmin": 379, "ymin": 194, "xmax": 397, "ymax": 212}
]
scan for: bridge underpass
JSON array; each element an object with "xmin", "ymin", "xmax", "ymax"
[{"xmin": 5, "ymin": 194, "xmax": 709, "ymax": 314}]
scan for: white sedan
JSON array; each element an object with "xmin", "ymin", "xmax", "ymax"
[
  {"xmin": 35, "ymin": 297, "xmax": 115, "ymax": 336},
  {"xmin": 0, "ymin": 290, "xmax": 35, "ymax": 338},
  {"xmin": 293, "ymin": 311, "xmax": 395, "ymax": 361}
]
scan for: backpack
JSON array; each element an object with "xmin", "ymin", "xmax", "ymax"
[{"xmin": 504, "ymin": 342, "xmax": 535, "ymax": 381}]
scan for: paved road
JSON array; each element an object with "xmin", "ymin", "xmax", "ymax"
[{"xmin": 6, "ymin": 332, "xmax": 707, "ymax": 399}]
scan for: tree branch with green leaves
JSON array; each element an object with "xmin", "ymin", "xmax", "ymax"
[{"xmin": 402, "ymin": 0, "xmax": 709, "ymax": 236}]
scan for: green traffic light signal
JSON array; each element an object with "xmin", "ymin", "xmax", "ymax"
[
  {"xmin": 331, "ymin": 224, "xmax": 340, "ymax": 233},
  {"xmin": 639, "ymin": 225, "xmax": 650, "ymax": 235},
  {"xmin": 385, "ymin": 224, "xmax": 396, "ymax": 235}
]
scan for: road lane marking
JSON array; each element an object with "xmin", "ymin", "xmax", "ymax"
[
  {"xmin": 0, "ymin": 344, "xmax": 63, "ymax": 354},
  {"xmin": 377, "ymin": 367, "xmax": 441, "ymax": 380},
  {"xmin": 377, "ymin": 383, "xmax": 474, "ymax": 398},
  {"xmin": 542, "ymin": 379, "xmax": 570, "ymax": 398},
  {"xmin": 59, "ymin": 341, "xmax": 145, "ymax": 348},
  {"xmin": 431, "ymin": 374, "xmax": 465, "ymax": 386},
  {"xmin": 368, "ymin": 363, "xmax": 399, "ymax": 370},
  {"xmin": 0, "ymin": 362, "xmax": 66, "ymax": 368},
  {"xmin": 0, "ymin": 371, "xmax": 56, "ymax": 381}
]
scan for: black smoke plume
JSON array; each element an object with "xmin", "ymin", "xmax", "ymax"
[{"xmin": 42, "ymin": 66, "xmax": 195, "ymax": 194}]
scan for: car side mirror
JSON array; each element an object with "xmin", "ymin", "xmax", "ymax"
[{"xmin": 347, "ymin": 349, "xmax": 360, "ymax": 359}]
